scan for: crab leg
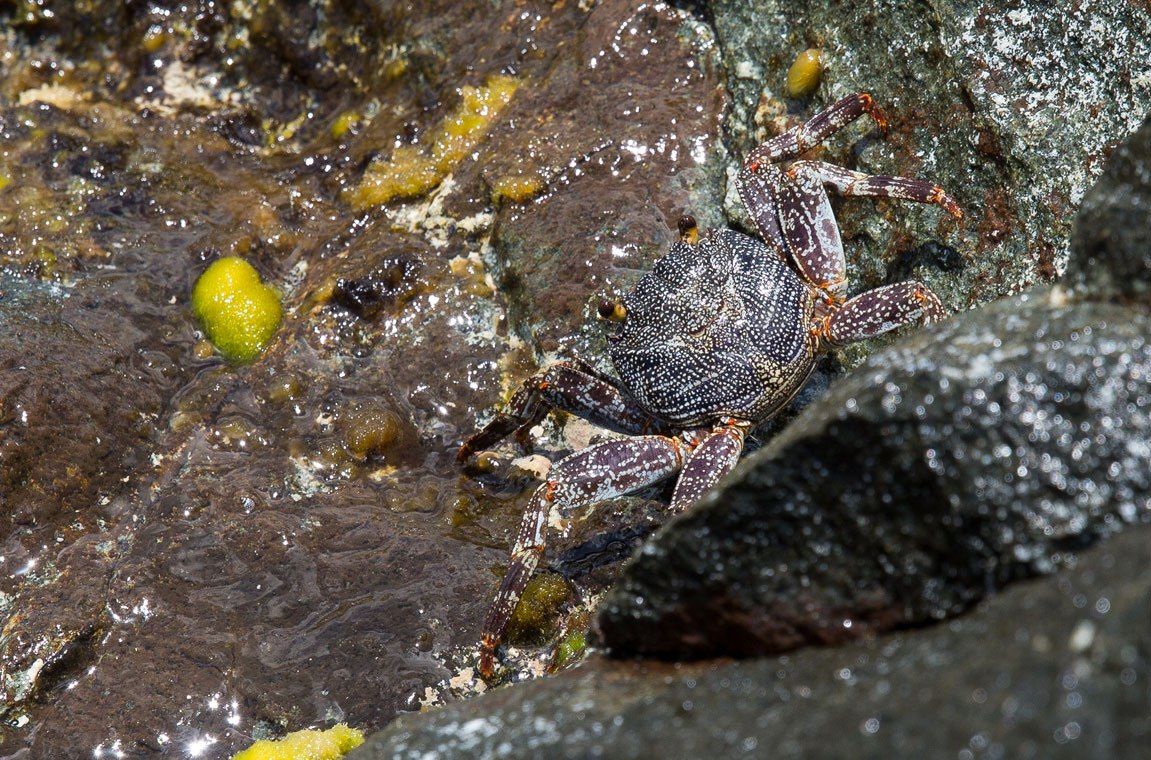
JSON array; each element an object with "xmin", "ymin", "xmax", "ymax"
[
  {"xmin": 746, "ymin": 92, "xmax": 887, "ymax": 167},
  {"xmin": 817, "ymin": 281, "xmax": 945, "ymax": 346},
  {"xmin": 458, "ymin": 359, "xmax": 670, "ymax": 463},
  {"xmin": 786, "ymin": 160, "xmax": 962, "ymax": 218},
  {"xmin": 669, "ymin": 419, "xmax": 748, "ymax": 512},
  {"xmin": 479, "ymin": 435, "xmax": 685, "ymax": 677}
]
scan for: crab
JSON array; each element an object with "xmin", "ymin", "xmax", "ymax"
[{"xmin": 459, "ymin": 93, "xmax": 962, "ymax": 678}]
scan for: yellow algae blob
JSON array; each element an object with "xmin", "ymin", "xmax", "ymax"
[
  {"xmin": 786, "ymin": 48, "xmax": 823, "ymax": 98},
  {"xmin": 348, "ymin": 75, "xmax": 520, "ymax": 208},
  {"xmin": 330, "ymin": 110, "xmax": 361, "ymax": 140},
  {"xmin": 141, "ymin": 26, "xmax": 167, "ymax": 53},
  {"xmin": 491, "ymin": 172, "xmax": 545, "ymax": 204},
  {"xmin": 191, "ymin": 257, "xmax": 282, "ymax": 363},
  {"xmin": 232, "ymin": 724, "xmax": 364, "ymax": 760}
]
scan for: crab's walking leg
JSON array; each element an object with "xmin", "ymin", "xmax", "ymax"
[
  {"xmin": 786, "ymin": 160, "xmax": 963, "ymax": 218},
  {"xmin": 817, "ymin": 281, "xmax": 945, "ymax": 346},
  {"xmin": 746, "ymin": 93, "xmax": 887, "ymax": 167},
  {"xmin": 458, "ymin": 359, "xmax": 669, "ymax": 463},
  {"xmin": 479, "ymin": 435, "xmax": 685, "ymax": 677},
  {"xmin": 669, "ymin": 419, "xmax": 748, "ymax": 512}
]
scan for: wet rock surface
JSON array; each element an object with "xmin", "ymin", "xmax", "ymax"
[
  {"xmin": 0, "ymin": 0, "xmax": 727, "ymax": 756},
  {"xmin": 352, "ymin": 526, "xmax": 1151, "ymax": 759},
  {"xmin": 1, "ymin": 0, "xmax": 1150, "ymax": 757},
  {"xmin": 597, "ymin": 293, "xmax": 1151, "ymax": 658},
  {"xmin": 1069, "ymin": 115, "xmax": 1151, "ymax": 305}
]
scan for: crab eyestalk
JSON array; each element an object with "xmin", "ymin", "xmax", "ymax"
[
  {"xmin": 677, "ymin": 214, "xmax": 699, "ymax": 244},
  {"xmin": 597, "ymin": 299, "xmax": 627, "ymax": 322}
]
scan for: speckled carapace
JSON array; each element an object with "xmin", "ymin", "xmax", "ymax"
[{"xmin": 460, "ymin": 93, "xmax": 963, "ymax": 679}]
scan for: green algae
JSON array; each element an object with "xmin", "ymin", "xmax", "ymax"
[
  {"xmin": 506, "ymin": 573, "xmax": 570, "ymax": 646},
  {"xmin": 232, "ymin": 723, "xmax": 364, "ymax": 760},
  {"xmin": 553, "ymin": 629, "xmax": 587, "ymax": 668},
  {"xmin": 191, "ymin": 257, "xmax": 282, "ymax": 363},
  {"xmin": 347, "ymin": 75, "xmax": 520, "ymax": 208}
]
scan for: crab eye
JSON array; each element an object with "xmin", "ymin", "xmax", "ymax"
[
  {"xmin": 597, "ymin": 299, "xmax": 627, "ymax": 322},
  {"xmin": 677, "ymin": 214, "xmax": 699, "ymax": 245}
]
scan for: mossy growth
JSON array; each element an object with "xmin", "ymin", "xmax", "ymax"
[
  {"xmin": 786, "ymin": 48, "xmax": 823, "ymax": 98},
  {"xmin": 505, "ymin": 572, "xmax": 570, "ymax": 645},
  {"xmin": 347, "ymin": 74, "xmax": 520, "ymax": 208},
  {"xmin": 231, "ymin": 724, "xmax": 364, "ymax": 760},
  {"xmin": 191, "ymin": 257, "xmax": 282, "ymax": 363},
  {"xmin": 552, "ymin": 629, "xmax": 587, "ymax": 668}
]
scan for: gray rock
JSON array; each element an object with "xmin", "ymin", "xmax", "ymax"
[
  {"xmin": 351, "ymin": 526, "xmax": 1151, "ymax": 759},
  {"xmin": 712, "ymin": 0, "xmax": 1151, "ymax": 359},
  {"xmin": 597, "ymin": 293, "xmax": 1151, "ymax": 658},
  {"xmin": 1069, "ymin": 116, "xmax": 1151, "ymax": 304}
]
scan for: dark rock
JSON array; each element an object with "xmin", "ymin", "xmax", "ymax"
[
  {"xmin": 597, "ymin": 294, "xmax": 1151, "ymax": 658},
  {"xmin": 1069, "ymin": 116, "xmax": 1151, "ymax": 305},
  {"xmin": 351, "ymin": 526, "xmax": 1151, "ymax": 759}
]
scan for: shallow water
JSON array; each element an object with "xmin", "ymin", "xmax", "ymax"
[{"xmin": 0, "ymin": 1, "xmax": 725, "ymax": 756}]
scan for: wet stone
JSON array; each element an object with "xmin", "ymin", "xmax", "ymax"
[
  {"xmin": 478, "ymin": 1, "xmax": 729, "ymax": 356},
  {"xmin": 596, "ymin": 294, "xmax": 1151, "ymax": 658},
  {"xmin": 350, "ymin": 526, "xmax": 1151, "ymax": 759},
  {"xmin": 1068, "ymin": 115, "xmax": 1151, "ymax": 305}
]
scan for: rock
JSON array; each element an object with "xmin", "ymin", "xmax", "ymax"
[
  {"xmin": 1069, "ymin": 116, "xmax": 1151, "ymax": 305},
  {"xmin": 350, "ymin": 526, "xmax": 1151, "ymax": 759},
  {"xmin": 712, "ymin": 0, "xmax": 1151, "ymax": 352},
  {"xmin": 597, "ymin": 293, "xmax": 1151, "ymax": 658},
  {"xmin": 479, "ymin": 1, "xmax": 729, "ymax": 356}
]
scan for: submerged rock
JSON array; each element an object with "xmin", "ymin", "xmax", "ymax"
[
  {"xmin": 350, "ymin": 526, "xmax": 1151, "ymax": 759},
  {"xmin": 597, "ymin": 293, "xmax": 1151, "ymax": 658}
]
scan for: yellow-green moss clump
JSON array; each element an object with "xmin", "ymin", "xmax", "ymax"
[
  {"xmin": 553, "ymin": 629, "xmax": 587, "ymax": 668},
  {"xmin": 347, "ymin": 75, "xmax": 520, "ymax": 208},
  {"xmin": 232, "ymin": 724, "xmax": 364, "ymax": 760},
  {"xmin": 506, "ymin": 573, "xmax": 570, "ymax": 645},
  {"xmin": 191, "ymin": 257, "xmax": 282, "ymax": 363},
  {"xmin": 786, "ymin": 48, "xmax": 823, "ymax": 98}
]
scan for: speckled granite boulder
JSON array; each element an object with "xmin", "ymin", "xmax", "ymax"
[{"xmin": 713, "ymin": 0, "xmax": 1151, "ymax": 365}]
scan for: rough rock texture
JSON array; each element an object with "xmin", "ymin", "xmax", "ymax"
[
  {"xmin": 351, "ymin": 526, "xmax": 1151, "ymax": 759},
  {"xmin": 1069, "ymin": 115, "xmax": 1151, "ymax": 305},
  {"xmin": 712, "ymin": 0, "xmax": 1151, "ymax": 360},
  {"xmin": 596, "ymin": 293, "xmax": 1151, "ymax": 658}
]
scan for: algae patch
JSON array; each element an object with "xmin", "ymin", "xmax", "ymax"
[
  {"xmin": 786, "ymin": 48, "xmax": 823, "ymax": 98},
  {"xmin": 232, "ymin": 724, "xmax": 364, "ymax": 760},
  {"xmin": 506, "ymin": 573, "xmax": 570, "ymax": 645},
  {"xmin": 191, "ymin": 257, "xmax": 283, "ymax": 363},
  {"xmin": 348, "ymin": 75, "xmax": 520, "ymax": 208},
  {"xmin": 491, "ymin": 172, "xmax": 545, "ymax": 204}
]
